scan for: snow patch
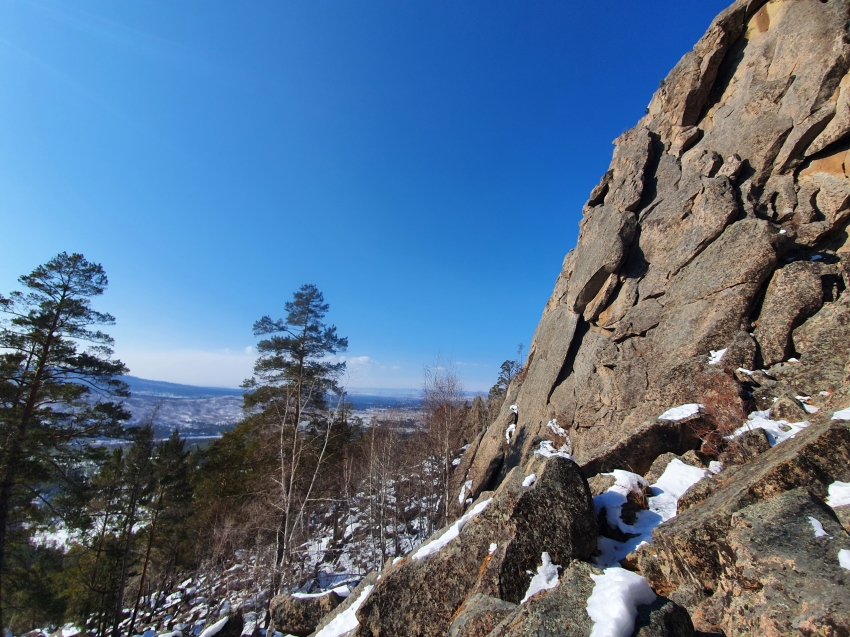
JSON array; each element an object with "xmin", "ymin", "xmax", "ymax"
[
  {"xmin": 708, "ymin": 461, "xmax": 723, "ymax": 475},
  {"xmin": 586, "ymin": 568, "xmax": 656, "ymax": 637},
  {"xmin": 314, "ymin": 584, "xmax": 374, "ymax": 637},
  {"xmin": 594, "ymin": 460, "xmax": 708, "ymax": 568},
  {"xmin": 522, "ymin": 474, "xmax": 537, "ymax": 488},
  {"xmin": 728, "ymin": 409, "xmax": 809, "ymax": 446},
  {"xmin": 547, "ymin": 419, "xmax": 568, "ymax": 437},
  {"xmin": 832, "ymin": 407, "xmax": 850, "ymax": 421},
  {"xmin": 520, "ymin": 553, "xmax": 560, "ymax": 603},
  {"xmin": 657, "ymin": 404, "xmax": 703, "ymax": 421},
  {"xmin": 827, "ymin": 481, "xmax": 850, "ymax": 508},
  {"xmin": 510, "ymin": 404, "xmax": 518, "ymax": 413},
  {"xmin": 489, "ymin": 543, "xmax": 498, "ymax": 555},
  {"xmin": 808, "ymin": 516, "xmax": 831, "ymax": 539},
  {"xmin": 708, "ymin": 348, "xmax": 727, "ymax": 365},
  {"xmin": 458, "ymin": 480, "xmax": 472, "ymax": 505},
  {"xmin": 839, "ymin": 549, "xmax": 850, "ymax": 570},
  {"xmin": 412, "ymin": 498, "xmax": 492, "ymax": 560},
  {"xmin": 198, "ymin": 617, "xmax": 229, "ymax": 637},
  {"xmin": 533, "ymin": 440, "xmax": 572, "ymax": 459},
  {"xmin": 505, "ymin": 424, "xmax": 516, "ymax": 444}
]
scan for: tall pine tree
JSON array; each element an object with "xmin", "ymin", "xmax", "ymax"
[{"xmin": 0, "ymin": 253, "xmax": 129, "ymax": 634}]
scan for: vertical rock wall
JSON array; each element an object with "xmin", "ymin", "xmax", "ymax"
[{"xmin": 456, "ymin": 0, "xmax": 850, "ymax": 509}]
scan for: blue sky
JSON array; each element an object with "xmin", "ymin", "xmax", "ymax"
[{"xmin": 0, "ymin": 0, "xmax": 729, "ymax": 391}]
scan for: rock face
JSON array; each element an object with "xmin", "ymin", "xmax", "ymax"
[
  {"xmin": 289, "ymin": 2, "xmax": 850, "ymax": 635},
  {"xmin": 454, "ymin": 0, "xmax": 850, "ymax": 516}
]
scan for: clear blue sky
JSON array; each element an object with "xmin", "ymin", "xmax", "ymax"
[{"xmin": 0, "ymin": 0, "xmax": 729, "ymax": 391}]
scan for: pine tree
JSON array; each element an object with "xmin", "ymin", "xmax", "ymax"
[
  {"xmin": 0, "ymin": 253, "xmax": 129, "ymax": 634},
  {"xmin": 242, "ymin": 284, "xmax": 349, "ymax": 591}
]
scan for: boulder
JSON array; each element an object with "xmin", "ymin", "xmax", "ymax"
[
  {"xmin": 637, "ymin": 420, "xmax": 850, "ymax": 618},
  {"xmin": 692, "ymin": 489, "xmax": 850, "ymax": 635},
  {"xmin": 309, "ymin": 573, "xmax": 377, "ymax": 637},
  {"xmin": 484, "ymin": 561, "xmax": 597, "ymax": 637},
  {"xmin": 353, "ymin": 456, "xmax": 596, "ymax": 637},
  {"xmin": 270, "ymin": 591, "xmax": 342, "ymax": 636},
  {"xmin": 487, "ymin": 562, "xmax": 693, "ymax": 637}
]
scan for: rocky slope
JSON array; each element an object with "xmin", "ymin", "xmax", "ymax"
[
  {"xmin": 177, "ymin": 1, "xmax": 850, "ymax": 636},
  {"xmin": 337, "ymin": 0, "xmax": 850, "ymax": 634}
]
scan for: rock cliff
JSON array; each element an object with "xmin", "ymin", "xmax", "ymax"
[
  {"xmin": 268, "ymin": 1, "xmax": 850, "ymax": 635},
  {"xmin": 457, "ymin": 0, "xmax": 850, "ymax": 503}
]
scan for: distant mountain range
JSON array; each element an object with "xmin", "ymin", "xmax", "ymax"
[{"xmin": 120, "ymin": 376, "xmax": 428, "ymax": 442}]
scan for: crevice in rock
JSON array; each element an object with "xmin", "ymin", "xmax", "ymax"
[
  {"xmin": 697, "ymin": 33, "xmax": 747, "ymax": 127},
  {"xmin": 804, "ymin": 130, "xmax": 850, "ymax": 164},
  {"xmin": 547, "ymin": 318, "xmax": 590, "ymax": 406},
  {"xmin": 635, "ymin": 132, "xmax": 665, "ymax": 212}
]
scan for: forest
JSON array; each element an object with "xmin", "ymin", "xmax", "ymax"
[{"xmin": 0, "ymin": 252, "xmax": 519, "ymax": 637}]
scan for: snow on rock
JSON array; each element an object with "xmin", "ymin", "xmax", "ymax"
[
  {"xmin": 505, "ymin": 424, "xmax": 516, "ymax": 444},
  {"xmin": 827, "ymin": 481, "xmax": 850, "ymax": 508},
  {"xmin": 458, "ymin": 479, "xmax": 473, "ymax": 505},
  {"xmin": 520, "ymin": 552, "xmax": 560, "ymax": 604},
  {"xmin": 533, "ymin": 440, "xmax": 572, "ymax": 459},
  {"xmin": 198, "ymin": 617, "xmax": 229, "ymax": 637},
  {"xmin": 586, "ymin": 568, "xmax": 656, "ymax": 637},
  {"xmin": 412, "ymin": 498, "xmax": 493, "ymax": 560},
  {"xmin": 292, "ymin": 590, "xmax": 336, "ymax": 599},
  {"xmin": 510, "ymin": 404, "xmax": 518, "ymax": 414},
  {"xmin": 708, "ymin": 348, "xmax": 727, "ymax": 365},
  {"xmin": 839, "ymin": 550, "xmax": 850, "ymax": 571},
  {"xmin": 728, "ymin": 409, "xmax": 809, "ymax": 446},
  {"xmin": 808, "ymin": 516, "xmax": 831, "ymax": 539},
  {"xmin": 60, "ymin": 624, "xmax": 81, "ymax": 637},
  {"xmin": 708, "ymin": 461, "xmax": 723, "ymax": 475},
  {"xmin": 522, "ymin": 474, "xmax": 537, "ymax": 488},
  {"xmin": 314, "ymin": 584, "xmax": 374, "ymax": 637},
  {"xmin": 489, "ymin": 543, "xmax": 498, "ymax": 555},
  {"xmin": 657, "ymin": 404, "xmax": 703, "ymax": 421},
  {"xmin": 451, "ymin": 457, "xmax": 461, "ymax": 466},
  {"xmin": 594, "ymin": 461, "xmax": 708, "ymax": 568},
  {"xmin": 832, "ymin": 407, "xmax": 850, "ymax": 420},
  {"xmin": 547, "ymin": 418, "xmax": 568, "ymax": 437}
]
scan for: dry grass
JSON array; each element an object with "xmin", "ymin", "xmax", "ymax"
[{"xmin": 688, "ymin": 371, "xmax": 747, "ymax": 458}]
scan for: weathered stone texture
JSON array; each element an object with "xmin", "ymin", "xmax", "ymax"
[{"xmin": 454, "ymin": 0, "xmax": 850, "ymax": 512}]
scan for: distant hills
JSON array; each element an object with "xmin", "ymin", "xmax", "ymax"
[{"xmin": 119, "ymin": 376, "xmax": 428, "ymax": 441}]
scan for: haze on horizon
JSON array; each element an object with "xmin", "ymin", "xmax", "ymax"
[{"xmin": 0, "ymin": 0, "xmax": 729, "ymax": 391}]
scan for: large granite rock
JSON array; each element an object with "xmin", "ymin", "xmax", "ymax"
[
  {"xmin": 635, "ymin": 419, "xmax": 850, "ymax": 633},
  {"xmin": 353, "ymin": 456, "xmax": 596, "ymax": 637},
  {"xmin": 694, "ymin": 489, "xmax": 850, "ymax": 636},
  {"xmin": 269, "ymin": 590, "xmax": 343, "ymax": 636},
  {"xmin": 486, "ymin": 562, "xmax": 693, "ymax": 637},
  {"xmin": 453, "ymin": 0, "xmax": 850, "ymax": 516}
]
